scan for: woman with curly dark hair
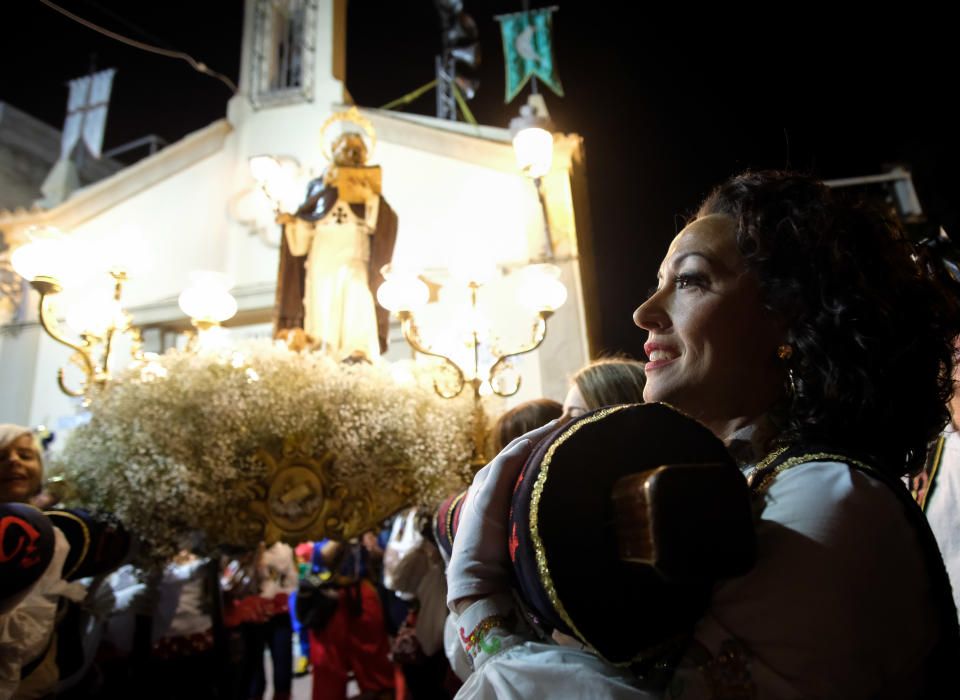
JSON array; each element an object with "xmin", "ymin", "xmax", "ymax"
[
  {"xmin": 633, "ymin": 171, "xmax": 960, "ymax": 697},
  {"xmin": 442, "ymin": 171, "xmax": 960, "ymax": 699},
  {"xmin": 692, "ymin": 172, "xmax": 957, "ymax": 475}
]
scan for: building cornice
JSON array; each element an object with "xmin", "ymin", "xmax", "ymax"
[{"xmin": 0, "ymin": 120, "xmax": 233, "ymax": 241}]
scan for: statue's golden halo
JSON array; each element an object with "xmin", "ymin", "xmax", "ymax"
[{"xmin": 320, "ymin": 107, "xmax": 377, "ymax": 162}]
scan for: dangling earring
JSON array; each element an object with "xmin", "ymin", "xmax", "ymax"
[{"xmin": 777, "ymin": 344, "xmax": 797, "ymax": 397}]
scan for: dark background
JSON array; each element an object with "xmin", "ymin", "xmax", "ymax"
[{"xmin": 3, "ymin": 1, "xmax": 957, "ymax": 358}]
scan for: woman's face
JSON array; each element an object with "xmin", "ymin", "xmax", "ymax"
[
  {"xmin": 0, "ymin": 434, "xmax": 43, "ymax": 503},
  {"xmin": 562, "ymin": 383, "xmax": 589, "ymax": 419},
  {"xmin": 633, "ymin": 214, "xmax": 784, "ymax": 436}
]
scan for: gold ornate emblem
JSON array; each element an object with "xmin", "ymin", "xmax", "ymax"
[{"xmin": 245, "ymin": 436, "xmax": 415, "ymax": 544}]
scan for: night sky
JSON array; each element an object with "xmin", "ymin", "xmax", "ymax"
[{"xmin": 4, "ymin": 1, "xmax": 957, "ymax": 358}]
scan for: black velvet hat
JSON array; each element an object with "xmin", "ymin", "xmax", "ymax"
[
  {"xmin": 507, "ymin": 402, "xmax": 756, "ymax": 665},
  {"xmin": 0, "ymin": 503, "xmax": 55, "ymax": 613},
  {"xmin": 45, "ymin": 508, "xmax": 131, "ymax": 581},
  {"xmin": 433, "ymin": 490, "xmax": 467, "ymax": 562}
]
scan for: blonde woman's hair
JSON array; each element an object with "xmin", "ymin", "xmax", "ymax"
[{"xmin": 572, "ymin": 357, "xmax": 646, "ymax": 411}]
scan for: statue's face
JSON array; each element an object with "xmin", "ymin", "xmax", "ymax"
[{"xmin": 332, "ymin": 134, "xmax": 367, "ymax": 166}]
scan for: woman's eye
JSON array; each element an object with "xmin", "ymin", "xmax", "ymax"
[{"xmin": 674, "ymin": 273, "xmax": 706, "ymax": 290}]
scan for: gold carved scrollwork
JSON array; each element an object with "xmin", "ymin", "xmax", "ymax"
[{"xmin": 245, "ymin": 436, "xmax": 415, "ymax": 545}]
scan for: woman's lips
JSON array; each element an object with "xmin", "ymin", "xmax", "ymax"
[
  {"xmin": 643, "ymin": 342, "xmax": 679, "ymax": 371},
  {"xmin": 644, "ymin": 356, "xmax": 678, "ymax": 371}
]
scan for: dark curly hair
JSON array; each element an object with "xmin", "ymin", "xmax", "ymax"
[{"xmin": 697, "ymin": 171, "xmax": 960, "ymax": 477}]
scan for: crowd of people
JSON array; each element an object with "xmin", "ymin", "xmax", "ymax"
[{"xmin": 4, "ymin": 170, "xmax": 960, "ymax": 699}]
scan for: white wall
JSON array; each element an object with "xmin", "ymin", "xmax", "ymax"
[{"xmin": 62, "ymin": 150, "xmax": 239, "ymax": 307}]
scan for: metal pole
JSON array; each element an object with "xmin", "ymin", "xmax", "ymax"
[
  {"xmin": 534, "ymin": 177, "xmax": 555, "ymax": 260},
  {"xmin": 521, "ymin": 0, "xmax": 539, "ymax": 95}
]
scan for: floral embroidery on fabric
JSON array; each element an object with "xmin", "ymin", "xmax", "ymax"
[
  {"xmin": 702, "ymin": 639, "xmax": 755, "ymax": 700},
  {"xmin": 459, "ymin": 614, "xmax": 509, "ymax": 658}
]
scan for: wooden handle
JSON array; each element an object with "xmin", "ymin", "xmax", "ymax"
[{"xmin": 612, "ymin": 463, "xmax": 756, "ymax": 582}]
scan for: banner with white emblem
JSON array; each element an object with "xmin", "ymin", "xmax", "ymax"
[
  {"xmin": 495, "ymin": 7, "xmax": 564, "ymax": 103},
  {"xmin": 60, "ymin": 68, "xmax": 116, "ymax": 160}
]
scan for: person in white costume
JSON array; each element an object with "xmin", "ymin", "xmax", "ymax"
[
  {"xmin": 912, "ymin": 361, "xmax": 960, "ymax": 617},
  {"xmin": 0, "ymin": 426, "xmax": 87, "ymax": 700}
]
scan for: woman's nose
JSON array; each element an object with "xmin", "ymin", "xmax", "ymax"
[{"xmin": 633, "ymin": 292, "xmax": 669, "ymax": 331}]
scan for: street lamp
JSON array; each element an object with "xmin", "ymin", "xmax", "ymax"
[
  {"xmin": 178, "ymin": 271, "xmax": 239, "ymax": 351},
  {"xmin": 510, "ymin": 95, "xmax": 554, "ymax": 179},
  {"xmin": 510, "ymin": 94, "xmax": 556, "ymax": 259}
]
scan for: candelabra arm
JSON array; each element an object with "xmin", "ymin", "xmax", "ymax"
[
  {"xmin": 33, "ymin": 280, "xmax": 98, "ymax": 393},
  {"xmin": 487, "ymin": 313, "xmax": 549, "ymax": 397},
  {"xmin": 99, "ymin": 270, "xmax": 130, "ymax": 379},
  {"xmin": 398, "ymin": 311, "xmax": 466, "ymax": 399},
  {"xmin": 470, "ymin": 395, "xmax": 489, "ymax": 467},
  {"xmin": 534, "ymin": 177, "xmax": 555, "ymax": 260},
  {"xmin": 57, "ymin": 365, "xmax": 86, "ymax": 398}
]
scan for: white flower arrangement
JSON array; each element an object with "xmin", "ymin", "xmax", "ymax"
[{"xmin": 57, "ymin": 339, "xmax": 476, "ymax": 561}]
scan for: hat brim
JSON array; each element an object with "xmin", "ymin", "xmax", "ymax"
[
  {"xmin": 0, "ymin": 503, "xmax": 56, "ymax": 612},
  {"xmin": 509, "ymin": 402, "xmax": 747, "ymax": 664},
  {"xmin": 45, "ymin": 508, "xmax": 131, "ymax": 581}
]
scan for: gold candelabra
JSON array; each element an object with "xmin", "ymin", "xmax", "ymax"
[
  {"xmin": 379, "ymin": 265, "xmax": 566, "ymax": 463},
  {"xmin": 395, "ymin": 283, "xmax": 550, "ymax": 401},
  {"xmin": 11, "ymin": 227, "xmax": 238, "ymax": 397},
  {"xmin": 29, "ymin": 269, "xmax": 140, "ymax": 397}
]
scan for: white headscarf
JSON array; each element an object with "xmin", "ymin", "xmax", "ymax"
[{"xmin": 0, "ymin": 423, "xmax": 42, "ymax": 456}]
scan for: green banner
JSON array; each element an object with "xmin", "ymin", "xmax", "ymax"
[{"xmin": 496, "ymin": 8, "xmax": 564, "ymax": 103}]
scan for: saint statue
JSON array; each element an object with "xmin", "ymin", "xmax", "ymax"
[{"xmin": 275, "ymin": 109, "xmax": 398, "ymax": 359}]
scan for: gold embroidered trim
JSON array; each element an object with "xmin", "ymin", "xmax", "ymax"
[
  {"xmin": 531, "ymin": 403, "xmax": 716, "ymax": 667},
  {"xmin": 750, "ymin": 450, "xmax": 876, "ymax": 494},
  {"xmin": 745, "ymin": 445, "xmax": 788, "ymax": 480},
  {"xmin": 46, "ymin": 510, "xmax": 91, "ymax": 580},
  {"xmin": 658, "ymin": 401, "xmax": 698, "ymax": 423},
  {"xmin": 529, "ymin": 404, "xmax": 626, "ymax": 656}
]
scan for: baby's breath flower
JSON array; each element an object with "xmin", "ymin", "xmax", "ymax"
[{"xmin": 55, "ymin": 340, "xmax": 475, "ymax": 563}]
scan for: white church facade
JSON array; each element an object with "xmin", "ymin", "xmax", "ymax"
[{"xmin": 0, "ymin": 0, "xmax": 594, "ymax": 437}]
